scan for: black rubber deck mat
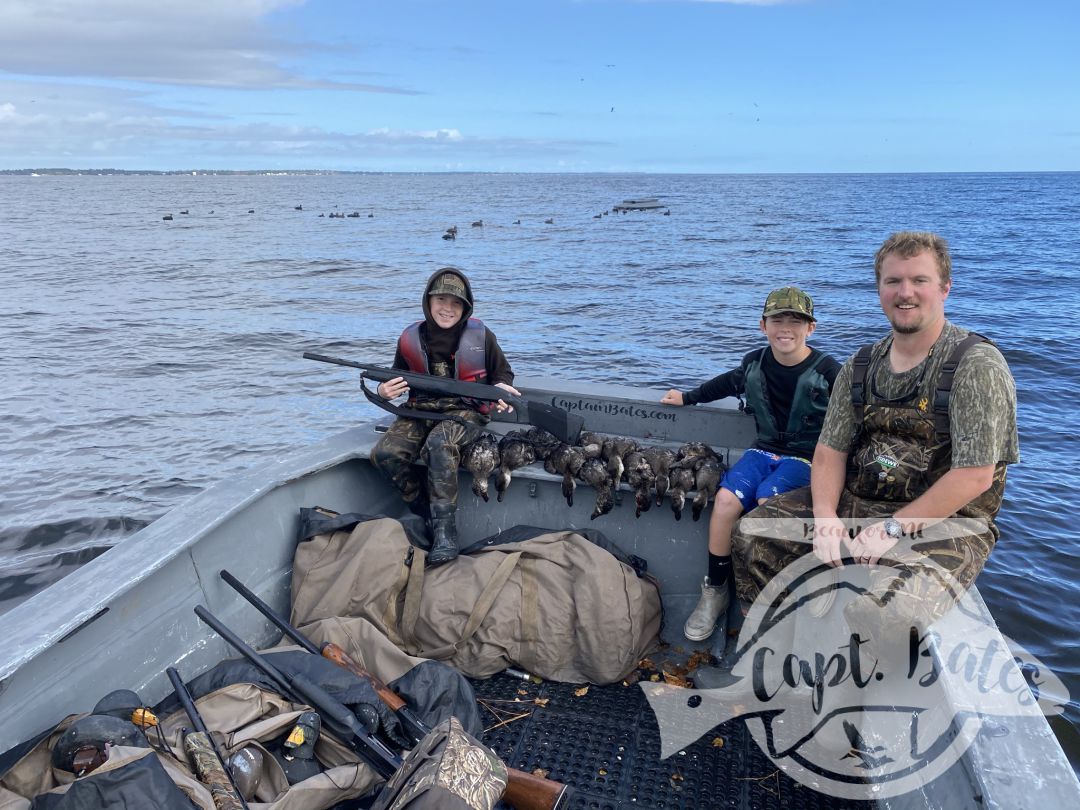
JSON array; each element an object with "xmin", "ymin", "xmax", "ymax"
[{"xmin": 471, "ymin": 671, "xmax": 874, "ymax": 810}]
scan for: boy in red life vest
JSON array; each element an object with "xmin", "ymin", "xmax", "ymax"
[
  {"xmin": 661, "ymin": 287, "xmax": 841, "ymax": 641},
  {"xmin": 370, "ymin": 268, "xmax": 520, "ymax": 565}
]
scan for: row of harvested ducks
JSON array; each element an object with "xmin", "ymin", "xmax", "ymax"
[{"xmin": 460, "ymin": 428, "xmax": 725, "ymax": 521}]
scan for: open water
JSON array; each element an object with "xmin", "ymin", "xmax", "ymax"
[{"xmin": 2, "ymin": 171, "xmax": 1078, "ymax": 768}]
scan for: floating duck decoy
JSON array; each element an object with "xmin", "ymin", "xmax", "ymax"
[
  {"xmin": 295, "ymin": 205, "xmax": 302, "ymax": 210},
  {"xmin": 462, "ymin": 433, "xmax": 500, "ymax": 502},
  {"xmin": 347, "ymin": 211, "xmax": 360, "ymax": 218},
  {"xmin": 471, "ymin": 219, "xmax": 483, "ymax": 227},
  {"xmin": 162, "ymin": 214, "xmax": 173, "ymax": 221},
  {"xmin": 593, "ymin": 214, "xmax": 601, "ymax": 219},
  {"xmin": 318, "ymin": 213, "xmax": 325, "ymax": 217},
  {"xmin": 442, "ymin": 232, "xmax": 455, "ymax": 240},
  {"xmin": 544, "ymin": 218, "xmax": 554, "ymax": 224},
  {"xmin": 368, "ymin": 212, "xmax": 374, "ymax": 218},
  {"xmin": 179, "ymin": 209, "xmax": 189, "ymax": 215},
  {"xmin": 513, "ymin": 219, "xmax": 521, "ymax": 225},
  {"xmin": 495, "ymin": 430, "xmax": 535, "ymax": 502},
  {"xmin": 248, "ymin": 209, "xmax": 255, "ymax": 213}
]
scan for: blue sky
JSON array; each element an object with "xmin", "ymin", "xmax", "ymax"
[{"xmin": 1, "ymin": 0, "xmax": 1077, "ymax": 172}]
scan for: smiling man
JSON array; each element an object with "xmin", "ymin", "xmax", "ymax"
[{"xmin": 729, "ymin": 232, "xmax": 1019, "ymax": 640}]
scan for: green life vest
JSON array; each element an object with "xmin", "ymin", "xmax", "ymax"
[{"xmin": 742, "ymin": 348, "xmax": 831, "ymax": 458}]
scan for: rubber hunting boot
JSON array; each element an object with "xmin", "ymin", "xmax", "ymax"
[
  {"xmin": 427, "ymin": 502, "xmax": 459, "ymax": 566},
  {"xmin": 684, "ymin": 576, "xmax": 730, "ymax": 641}
]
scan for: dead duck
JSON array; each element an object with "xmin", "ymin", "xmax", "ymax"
[
  {"xmin": 692, "ymin": 456, "xmax": 723, "ymax": 522},
  {"xmin": 495, "ymin": 430, "xmax": 535, "ymax": 502},
  {"xmin": 624, "ymin": 450, "xmax": 656, "ymax": 517},
  {"xmin": 668, "ymin": 466, "xmax": 696, "ymax": 521},
  {"xmin": 545, "ymin": 442, "xmax": 587, "ymax": 506},
  {"xmin": 672, "ymin": 441, "xmax": 720, "ymax": 472},
  {"xmin": 602, "ymin": 436, "xmax": 640, "ymax": 483},
  {"xmin": 577, "ymin": 431, "xmax": 604, "ymax": 459},
  {"xmin": 577, "ymin": 458, "xmax": 614, "ymax": 519},
  {"xmin": 524, "ymin": 427, "xmax": 561, "ymax": 462},
  {"xmin": 641, "ymin": 446, "xmax": 676, "ymax": 505},
  {"xmin": 462, "ymin": 433, "xmax": 500, "ymax": 502}
]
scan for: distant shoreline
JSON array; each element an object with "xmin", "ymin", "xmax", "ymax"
[{"xmin": 2, "ymin": 168, "xmax": 1076, "ymax": 178}]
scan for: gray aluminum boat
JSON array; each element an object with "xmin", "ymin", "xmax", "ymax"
[
  {"xmin": 612, "ymin": 197, "xmax": 666, "ymax": 212},
  {"xmin": 2, "ymin": 379, "xmax": 1077, "ymax": 809}
]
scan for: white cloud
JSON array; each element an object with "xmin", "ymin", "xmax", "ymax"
[{"xmin": 0, "ymin": 0, "xmax": 415, "ymax": 93}]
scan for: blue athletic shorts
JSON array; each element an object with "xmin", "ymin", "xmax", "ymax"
[{"xmin": 719, "ymin": 448, "xmax": 811, "ymax": 512}]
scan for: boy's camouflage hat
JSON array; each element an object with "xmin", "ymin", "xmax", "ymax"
[
  {"xmin": 762, "ymin": 286, "xmax": 815, "ymax": 321},
  {"xmin": 428, "ymin": 271, "xmax": 468, "ymax": 302}
]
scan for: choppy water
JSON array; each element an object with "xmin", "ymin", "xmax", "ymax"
[{"xmin": 2, "ymin": 171, "xmax": 1079, "ymax": 767}]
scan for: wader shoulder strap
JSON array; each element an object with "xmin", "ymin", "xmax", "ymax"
[
  {"xmin": 933, "ymin": 333, "xmax": 989, "ymax": 438},
  {"xmin": 849, "ymin": 344, "xmax": 875, "ymax": 422}
]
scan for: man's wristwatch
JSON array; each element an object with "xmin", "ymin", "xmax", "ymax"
[{"xmin": 883, "ymin": 517, "xmax": 904, "ymax": 539}]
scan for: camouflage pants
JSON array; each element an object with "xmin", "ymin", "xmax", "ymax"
[
  {"xmin": 370, "ymin": 410, "xmax": 487, "ymax": 507},
  {"xmin": 731, "ymin": 485, "xmax": 997, "ymax": 637}
]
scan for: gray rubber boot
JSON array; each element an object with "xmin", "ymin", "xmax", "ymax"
[
  {"xmin": 426, "ymin": 502, "xmax": 459, "ymax": 567},
  {"xmin": 683, "ymin": 576, "xmax": 730, "ymax": 641}
]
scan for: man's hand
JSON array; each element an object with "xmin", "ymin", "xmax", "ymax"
[
  {"xmin": 847, "ymin": 521, "xmax": 897, "ymax": 566},
  {"xmin": 813, "ymin": 516, "xmax": 847, "ymax": 568},
  {"xmin": 661, "ymin": 389, "xmax": 685, "ymax": 406},
  {"xmin": 493, "ymin": 382, "xmax": 521, "ymax": 413}
]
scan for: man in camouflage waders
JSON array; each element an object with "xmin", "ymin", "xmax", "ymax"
[
  {"xmin": 729, "ymin": 231, "xmax": 1018, "ymax": 649},
  {"xmin": 371, "ymin": 268, "xmax": 519, "ymax": 566}
]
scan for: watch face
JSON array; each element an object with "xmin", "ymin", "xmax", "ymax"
[{"xmin": 884, "ymin": 519, "xmax": 903, "ymax": 538}]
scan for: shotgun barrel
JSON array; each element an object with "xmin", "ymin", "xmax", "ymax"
[
  {"xmin": 193, "ymin": 605, "xmax": 402, "ymax": 781},
  {"xmin": 166, "ymin": 667, "xmax": 249, "ymax": 810}
]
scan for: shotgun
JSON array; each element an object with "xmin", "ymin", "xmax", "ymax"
[
  {"xmin": 193, "ymin": 605, "xmax": 402, "ymax": 781},
  {"xmin": 166, "ymin": 667, "xmax": 249, "ymax": 810},
  {"xmin": 302, "ymin": 351, "xmax": 583, "ymax": 444},
  {"xmin": 218, "ymin": 570, "xmax": 569, "ymax": 810}
]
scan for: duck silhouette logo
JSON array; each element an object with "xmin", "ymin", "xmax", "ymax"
[{"xmin": 640, "ymin": 518, "xmax": 1069, "ymax": 801}]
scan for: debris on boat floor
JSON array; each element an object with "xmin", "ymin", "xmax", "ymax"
[{"xmin": 470, "ymin": 670, "xmax": 870, "ymax": 810}]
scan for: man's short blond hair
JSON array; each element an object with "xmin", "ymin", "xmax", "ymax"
[{"xmin": 874, "ymin": 231, "xmax": 952, "ymax": 289}]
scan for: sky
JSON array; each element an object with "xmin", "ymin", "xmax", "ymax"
[{"xmin": 0, "ymin": 0, "xmax": 1077, "ymax": 173}]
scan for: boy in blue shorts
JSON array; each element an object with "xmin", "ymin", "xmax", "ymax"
[{"xmin": 661, "ymin": 287, "xmax": 840, "ymax": 641}]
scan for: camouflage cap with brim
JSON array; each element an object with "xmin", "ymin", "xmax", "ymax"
[
  {"xmin": 762, "ymin": 286, "xmax": 815, "ymax": 321},
  {"xmin": 428, "ymin": 271, "xmax": 468, "ymax": 301}
]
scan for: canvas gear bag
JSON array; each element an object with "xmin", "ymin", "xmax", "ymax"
[
  {"xmin": 0, "ymin": 682, "xmax": 384, "ymax": 810},
  {"xmin": 291, "ymin": 514, "xmax": 663, "ymax": 684},
  {"xmin": 0, "ymin": 713, "xmax": 211, "ymax": 810}
]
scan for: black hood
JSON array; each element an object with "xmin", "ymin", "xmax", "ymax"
[{"xmin": 421, "ymin": 267, "xmax": 475, "ymax": 327}]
